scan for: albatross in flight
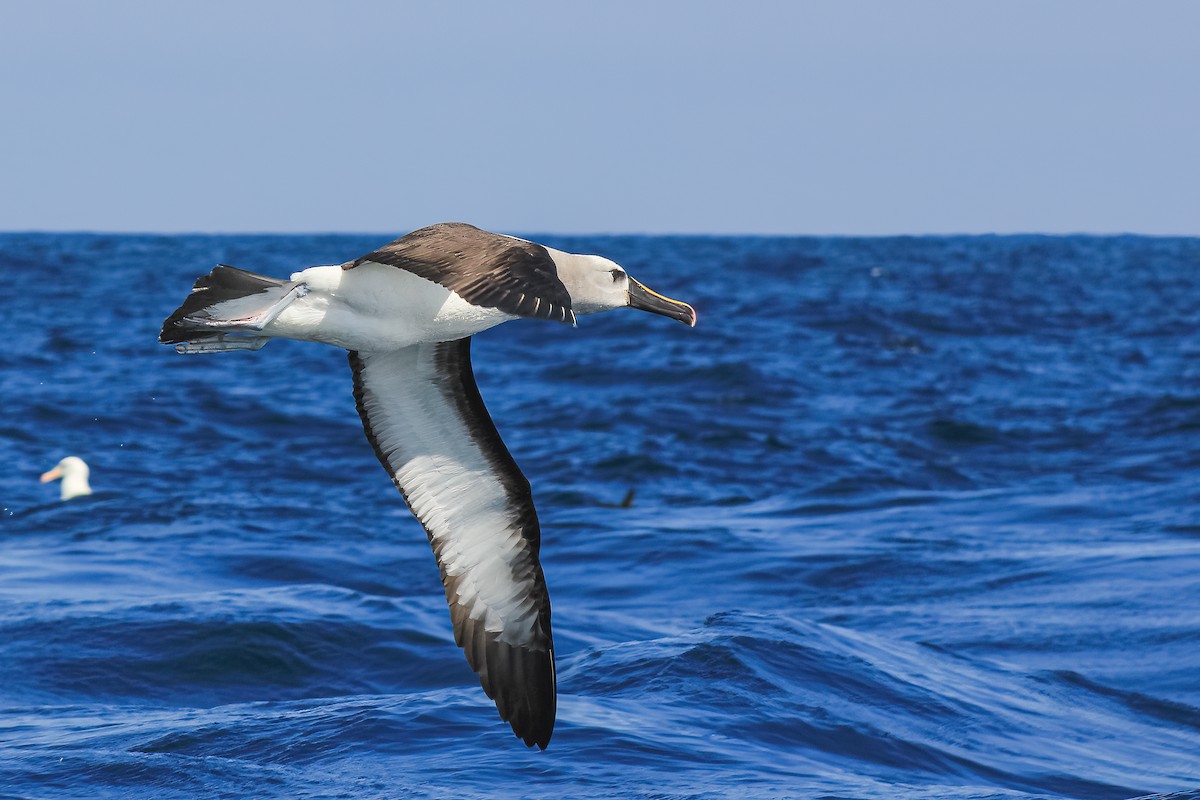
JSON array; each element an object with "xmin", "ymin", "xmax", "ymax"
[{"xmin": 159, "ymin": 222, "xmax": 696, "ymax": 749}]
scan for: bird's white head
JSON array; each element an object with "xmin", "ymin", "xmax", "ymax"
[
  {"xmin": 40, "ymin": 456, "xmax": 93, "ymax": 501},
  {"xmin": 554, "ymin": 252, "xmax": 697, "ymax": 326}
]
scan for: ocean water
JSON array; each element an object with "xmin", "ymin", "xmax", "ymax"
[{"xmin": 2, "ymin": 232, "xmax": 1199, "ymax": 800}]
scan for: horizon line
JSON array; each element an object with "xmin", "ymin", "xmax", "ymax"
[{"xmin": 1, "ymin": 227, "xmax": 1197, "ymax": 240}]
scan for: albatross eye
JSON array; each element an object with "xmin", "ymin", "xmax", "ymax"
[{"xmin": 609, "ymin": 268, "xmax": 626, "ymax": 282}]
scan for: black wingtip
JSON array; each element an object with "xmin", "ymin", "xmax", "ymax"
[
  {"xmin": 514, "ymin": 714, "xmax": 554, "ymax": 750},
  {"xmin": 477, "ymin": 638, "xmax": 556, "ymax": 750},
  {"xmin": 523, "ymin": 730, "xmax": 552, "ymax": 750}
]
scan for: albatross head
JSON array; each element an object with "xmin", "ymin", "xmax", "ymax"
[
  {"xmin": 559, "ymin": 253, "xmax": 697, "ymax": 327},
  {"xmin": 40, "ymin": 456, "xmax": 93, "ymax": 501}
]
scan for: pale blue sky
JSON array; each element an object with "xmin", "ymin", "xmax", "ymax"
[{"xmin": 1, "ymin": 1, "xmax": 1196, "ymax": 234}]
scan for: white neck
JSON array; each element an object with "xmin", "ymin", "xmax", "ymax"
[{"xmin": 61, "ymin": 473, "xmax": 92, "ymax": 501}]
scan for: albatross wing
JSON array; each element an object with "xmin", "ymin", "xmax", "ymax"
[
  {"xmin": 345, "ymin": 222, "xmax": 575, "ymax": 325},
  {"xmin": 349, "ymin": 339, "xmax": 556, "ymax": 748}
]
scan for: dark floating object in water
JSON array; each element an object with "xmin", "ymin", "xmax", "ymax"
[
  {"xmin": 159, "ymin": 222, "xmax": 696, "ymax": 748},
  {"xmin": 598, "ymin": 489, "xmax": 638, "ymax": 509}
]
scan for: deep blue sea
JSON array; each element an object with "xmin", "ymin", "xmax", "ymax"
[{"xmin": 2, "ymin": 233, "xmax": 1199, "ymax": 800}]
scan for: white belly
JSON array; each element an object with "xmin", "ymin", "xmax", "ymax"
[{"xmin": 263, "ymin": 264, "xmax": 517, "ymax": 352}]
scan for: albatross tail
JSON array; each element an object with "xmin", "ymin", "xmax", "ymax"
[{"xmin": 159, "ymin": 265, "xmax": 308, "ymax": 354}]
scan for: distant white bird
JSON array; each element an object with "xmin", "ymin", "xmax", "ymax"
[
  {"xmin": 159, "ymin": 222, "xmax": 696, "ymax": 748},
  {"xmin": 40, "ymin": 456, "xmax": 93, "ymax": 501}
]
